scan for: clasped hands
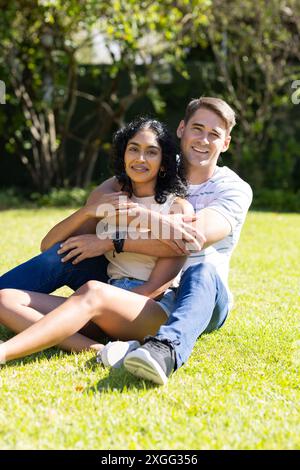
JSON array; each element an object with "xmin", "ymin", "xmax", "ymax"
[{"xmin": 57, "ymin": 192, "xmax": 205, "ymax": 264}]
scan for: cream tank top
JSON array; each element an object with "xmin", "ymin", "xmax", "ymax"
[{"xmin": 103, "ymin": 194, "xmax": 176, "ymax": 281}]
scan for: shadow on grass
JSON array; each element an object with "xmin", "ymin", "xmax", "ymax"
[
  {"xmin": 83, "ymin": 356, "xmax": 158, "ymax": 393},
  {"xmin": 0, "ymin": 346, "xmax": 158, "ymax": 392},
  {"xmin": 0, "ymin": 325, "xmax": 60, "ymax": 367},
  {"xmin": 0, "ymin": 347, "xmax": 66, "ymax": 369},
  {"xmin": 0, "ymin": 324, "xmax": 157, "ymax": 391}
]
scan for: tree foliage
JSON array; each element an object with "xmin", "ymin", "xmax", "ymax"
[
  {"xmin": 0, "ymin": 0, "xmax": 210, "ymax": 191},
  {"xmin": 0, "ymin": 0, "xmax": 299, "ymax": 194},
  {"xmin": 202, "ymin": 0, "xmax": 300, "ymax": 189}
]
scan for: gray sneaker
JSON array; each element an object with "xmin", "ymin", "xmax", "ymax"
[
  {"xmin": 124, "ymin": 337, "xmax": 176, "ymax": 385},
  {"xmin": 96, "ymin": 340, "xmax": 140, "ymax": 369}
]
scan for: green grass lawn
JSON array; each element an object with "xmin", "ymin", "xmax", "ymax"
[{"xmin": 0, "ymin": 208, "xmax": 299, "ymax": 450}]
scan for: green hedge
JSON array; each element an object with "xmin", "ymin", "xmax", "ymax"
[
  {"xmin": 30, "ymin": 187, "xmax": 93, "ymax": 207},
  {"xmin": 0, "ymin": 187, "xmax": 299, "ymax": 213},
  {"xmin": 0, "ymin": 187, "xmax": 90, "ymax": 209},
  {"xmin": 251, "ymin": 189, "xmax": 300, "ymax": 213}
]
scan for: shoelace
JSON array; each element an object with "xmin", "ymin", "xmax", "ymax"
[{"xmin": 144, "ymin": 336, "xmax": 179, "ymax": 353}]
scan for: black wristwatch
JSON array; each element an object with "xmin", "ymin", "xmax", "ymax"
[{"xmin": 112, "ymin": 231, "xmax": 126, "ymax": 256}]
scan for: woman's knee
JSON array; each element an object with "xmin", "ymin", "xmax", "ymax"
[
  {"xmin": 78, "ymin": 280, "xmax": 103, "ymax": 293},
  {"xmin": 76, "ymin": 280, "xmax": 106, "ymax": 311}
]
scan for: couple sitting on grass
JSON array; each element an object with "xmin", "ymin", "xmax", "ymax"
[{"xmin": 0, "ymin": 96, "xmax": 252, "ymax": 386}]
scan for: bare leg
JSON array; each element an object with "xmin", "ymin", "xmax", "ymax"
[
  {"xmin": 0, "ymin": 288, "xmax": 105, "ymax": 342},
  {"xmin": 0, "ymin": 289, "xmax": 104, "ymax": 357},
  {"xmin": 0, "ymin": 281, "xmax": 167, "ymax": 363}
]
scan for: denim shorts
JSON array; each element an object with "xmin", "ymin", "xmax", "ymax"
[{"xmin": 108, "ymin": 277, "xmax": 176, "ymax": 318}]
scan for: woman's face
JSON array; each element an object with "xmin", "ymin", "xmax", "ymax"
[{"xmin": 124, "ymin": 128, "xmax": 163, "ymax": 186}]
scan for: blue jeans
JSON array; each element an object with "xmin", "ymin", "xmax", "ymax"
[
  {"xmin": 0, "ymin": 248, "xmax": 228, "ymax": 370},
  {"xmin": 155, "ymin": 263, "xmax": 229, "ymax": 370},
  {"xmin": 109, "ymin": 278, "xmax": 176, "ymax": 318},
  {"xmin": 0, "ymin": 243, "xmax": 108, "ymax": 293}
]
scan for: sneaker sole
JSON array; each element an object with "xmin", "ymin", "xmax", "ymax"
[{"xmin": 124, "ymin": 349, "xmax": 168, "ymax": 385}]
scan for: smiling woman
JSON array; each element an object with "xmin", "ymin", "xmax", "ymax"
[
  {"xmin": 113, "ymin": 117, "xmax": 187, "ymax": 204},
  {"xmin": 0, "ymin": 115, "xmax": 194, "ymax": 370},
  {"xmin": 124, "ymin": 129, "xmax": 163, "ymax": 197}
]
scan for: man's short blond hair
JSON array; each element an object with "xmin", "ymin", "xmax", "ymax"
[{"xmin": 184, "ymin": 97, "xmax": 236, "ymax": 133}]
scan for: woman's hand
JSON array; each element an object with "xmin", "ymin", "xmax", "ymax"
[
  {"xmin": 57, "ymin": 234, "xmax": 113, "ymax": 264},
  {"xmin": 84, "ymin": 192, "xmax": 138, "ymax": 219}
]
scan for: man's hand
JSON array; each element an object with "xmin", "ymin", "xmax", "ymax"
[
  {"xmin": 57, "ymin": 234, "xmax": 113, "ymax": 264},
  {"xmin": 124, "ymin": 207, "xmax": 206, "ymax": 255},
  {"xmin": 153, "ymin": 213, "xmax": 206, "ymax": 255}
]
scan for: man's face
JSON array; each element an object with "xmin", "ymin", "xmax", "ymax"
[{"xmin": 177, "ymin": 107, "xmax": 231, "ymax": 171}]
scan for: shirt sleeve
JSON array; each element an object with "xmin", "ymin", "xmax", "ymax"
[{"xmin": 206, "ymin": 180, "xmax": 253, "ymax": 231}]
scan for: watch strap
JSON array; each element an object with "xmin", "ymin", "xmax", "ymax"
[{"xmin": 113, "ymin": 231, "xmax": 125, "ymax": 255}]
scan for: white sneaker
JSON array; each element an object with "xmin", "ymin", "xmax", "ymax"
[{"xmin": 96, "ymin": 340, "xmax": 140, "ymax": 369}]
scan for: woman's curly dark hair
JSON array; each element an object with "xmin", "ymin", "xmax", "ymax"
[{"xmin": 112, "ymin": 116, "xmax": 187, "ymax": 204}]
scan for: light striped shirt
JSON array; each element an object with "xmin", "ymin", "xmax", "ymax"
[{"xmin": 183, "ymin": 165, "xmax": 253, "ymax": 307}]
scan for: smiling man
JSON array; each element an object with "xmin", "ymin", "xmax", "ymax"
[
  {"xmin": 0, "ymin": 97, "xmax": 252, "ymax": 385},
  {"xmin": 123, "ymin": 97, "xmax": 253, "ymax": 384},
  {"xmin": 178, "ymin": 103, "xmax": 231, "ymax": 180}
]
